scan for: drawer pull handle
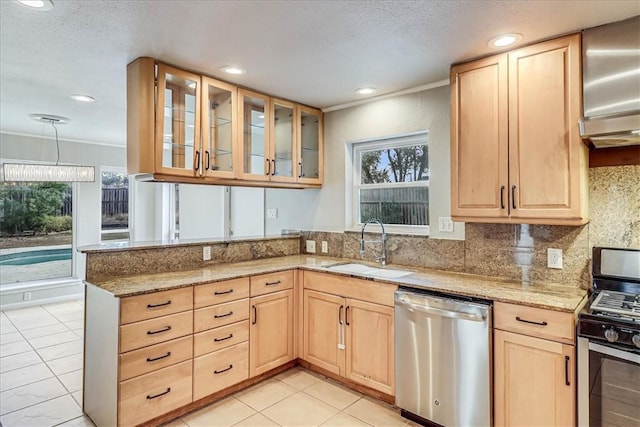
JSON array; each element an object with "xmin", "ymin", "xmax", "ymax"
[
  {"xmin": 147, "ymin": 387, "xmax": 171, "ymax": 400},
  {"xmin": 214, "ymin": 289, "xmax": 234, "ymax": 295},
  {"xmin": 146, "ymin": 352, "xmax": 171, "ymax": 362},
  {"xmin": 565, "ymin": 356, "xmax": 570, "ymax": 386},
  {"xmin": 147, "ymin": 326, "xmax": 172, "ymax": 335},
  {"xmin": 265, "ymin": 280, "xmax": 282, "ymax": 286},
  {"xmin": 214, "ymin": 334, "xmax": 233, "ymax": 342},
  {"xmin": 515, "ymin": 316, "xmax": 548, "ymax": 326},
  {"xmin": 214, "ymin": 364, "xmax": 233, "ymax": 374},
  {"xmin": 147, "ymin": 300, "xmax": 171, "ymax": 308},
  {"xmin": 214, "ymin": 311, "xmax": 233, "ymax": 319}
]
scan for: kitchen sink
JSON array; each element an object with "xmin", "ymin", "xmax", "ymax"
[{"xmin": 325, "ymin": 263, "xmax": 413, "ymax": 279}]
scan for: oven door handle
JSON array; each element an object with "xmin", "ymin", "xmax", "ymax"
[{"xmin": 589, "ymin": 341, "xmax": 640, "ymax": 364}]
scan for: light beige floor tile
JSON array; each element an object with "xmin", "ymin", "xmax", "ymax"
[
  {"xmin": 73, "ymin": 329, "xmax": 84, "ymax": 338},
  {"xmin": 0, "ymin": 332, "xmax": 24, "ymax": 345},
  {"xmin": 0, "ymin": 321, "xmax": 17, "ymax": 334},
  {"xmin": 182, "ymin": 396, "xmax": 256, "ymax": 427},
  {"xmin": 65, "ymin": 319, "xmax": 84, "ymax": 330},
  {"xmin": 262, "ymin": 392, "xmax": 338, "ymax": 426},
  {"xmin": 232, "ymin": 413, "xmax": 279, "ymax": 426},
  {"xmin": 276, "ymin": 367, "xmax": 321, "ymax": 390},
  {"xmin": 0, "ymin": 350, "xmax": 42, "ymax": 372},
  {"xmin": 344, "ymin": 397, "xmax": 406, "ymax": 427},
  {"xmin": 0, "ymin": 394, "xmax": 82, "ymax": 427},
  {"xmin": 161, "ymin": 419, "xmax": 189, "ymax": 427},
  {"xmin": 56, "ymin": 415, "xmax": 96, "ymax": 427},
  {"xmin": 10, "ymin": 314, "xmax": 61, "ymax": 331},
  {"xmin": 36, "ymin": 339, "xmax": 83, "ymax": 361},
  {"xmin": 19, "ymin": 323, "xmax": 68, "ymax": 340},
  {"xmin": 58, "ymin": 369, "xmax": 83, "ymax": 393},
  {"xmin": 72, "ymin": 390, "xmax": 82, "ymax": 407},
  {"xmin": 29, "ymin": 331, "xmax": 80, "ymax": 349},
  {"xmin": 235, "ymin": 378, "xmax": 297, "ymax": 411},
  {"xmin": 54, "ymin": 311, "xmax": 84, "ymax": 323},
  {"xmin": 321, "ymin": 412, "xmax": 372, "ymax": 426},
  {"xmin": 0, "ymin": 362, "xmax": 54, "ymax": 392},
  {"xmin": 0, "ymin": 340, "xmax": 32, "ymax": 358},
  {"xmin": 0, "ymin": 377, "xmax": 67, "ymax": 415},
  {"xmin": 42, "ymin": 301, "xmax": 84, "ymax": 315},
  {"xmin": 3, "ymin": 306, "xmax": 49, "ymax": 320},
  {"xmin": 303, "ymin": 379, "xmax": 362, "ymax": 410},
  {"xmin": 46, "ymin": 352, "xmax": 83, "ymax": 376}
]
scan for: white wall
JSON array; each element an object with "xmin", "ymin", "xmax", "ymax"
[
  {"xmin": 179, "ymin": 184, "xmax": 227, "ymax": 239},
  {"xmin": 265, "ymin": 84, "xmax": 465, "ymax": 240},
  {"xmin": 231, "ymin": 187, "xmax": 265, "ymax": 237}
]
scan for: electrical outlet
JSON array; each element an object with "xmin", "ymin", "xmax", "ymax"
[
  {"xmin": 202, "ymin": 246, "xmax": 212, "ymax": 261},
  {"xmin": 306, "ymin": 240, "xmax": 316, "ymax": 253},
  {"xmin": 547, "ymin": 248, "xmax": 563, "ymax": 269},
  {"xmin": 321, "ymin": 241, "xmax": 328, "ymax": 253},
  {"xmin": 23, "ymin": 292, "xmax": 32, "ymax": 301},
  {"xmin": 438, "ymin": 217, "xmax": 454, "ymax": 232},
  {"xmin": 266, "ymin": 208, "xmax": 278, "ymax": 219}
]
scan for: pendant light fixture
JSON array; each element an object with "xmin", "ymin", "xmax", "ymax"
[{"xmin": 2, "ymin": 115, "xmax": 95, "ymax": 182}]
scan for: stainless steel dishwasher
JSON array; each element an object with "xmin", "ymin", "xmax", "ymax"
[{"xmin": 395, "ymin": 288, "xmax": 492, "ymax": 427}]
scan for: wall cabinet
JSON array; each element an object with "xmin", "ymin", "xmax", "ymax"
[
  {"xmin": 128, "ymin": 57, "xmax": 322, "ymax": 188},
  {"xmin": 493, "ymin": 302, "xmax": 576, "ymax": 426},
  {"xmin": 302, "ymin": 271, "xmax": 396, "ymax": 395},
  {"xmin": 450, "ymin": 33, "xmax": 588, "ymax": 225}
]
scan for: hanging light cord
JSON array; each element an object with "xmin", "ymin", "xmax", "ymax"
[{"xmin": 50, "ymin": 119, "xmax": 60, "ymax": 165}]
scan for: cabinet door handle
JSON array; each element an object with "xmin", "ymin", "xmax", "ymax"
[
  {"xmin": 271, "ymin": 159, "xmax": 276, "ymax": 176},
  {"xmin": 500, "ymin": 186, "xmax": 505, "ymax": 209},
  {"xmin": 214, "ymin": 311, "xmax": 233, "ymax": 319},
  {"xmin": 511, "ymin": 185, "xmax": 517, "ymax": 209},
  {"xmin": 146, "ymin": 387, "xmax": 171, "ymax": 400},
  {"xmin": 147, "ymin": 300, "xmax": 171, "ymax": 309},
  {"xmin": 565, "ymin": 356, "xmax": 570, "ymax": 386},
  {"xmin": 146, "ymin": 351, "xmax": 171, "ymax": 362},
  {"xmin": 147, "ymin": 326, "xmax": 171, "ymax": 335},
  {"xmin": 345, "ymin": 306, "xmax": 350, "ymax": 326},
  {"xmin": 265, "ymin": 280, "xmax": 281, "ymax": 286},
  {"xmin": 194, "ymin": 150, "xmax": 201, "ymax": 172},
  {"xmin": 214, "ymin": 289, "xmax": 234, "ymax": 295},
  {"xmin": 252, "ymin": 305, "xmax": 257, "ymax": 325},
  {"xmin": 339, "ymin": 305, "xmax": 344, "ymax": 325},
  {"xmin": 298, "ymin": 162, "xmax": 303, "ymax": 178},
  {"xmin": 266, "ymin": 159, "xmax": 271, "ymax": 176},
  {"xmin": 205, "ymin": 150, "xmax": 210, "ymax": 170},
  {"xmin": 515, "ymin": 316, "xmax": 548, "ymax": 326},
  {"xmin": 214, "ymin": 333, "xmax": 233, "ymax": 342},
  {"xmin": 214, "ymin": 364, "xmax": 233, "ymax": 374}
]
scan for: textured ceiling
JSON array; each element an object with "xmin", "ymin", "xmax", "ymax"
[{"xmin": 0, "ymin": 0, "xmax": 638, "ymax": 146}]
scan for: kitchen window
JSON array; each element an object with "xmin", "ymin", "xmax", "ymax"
[
  {"xmin": 351, "ymin": 131, "xmax": 429, "ymax": 234},
  {"xmin": 100, "ymin": 168, "xmax": 129, "ymax": 242}
]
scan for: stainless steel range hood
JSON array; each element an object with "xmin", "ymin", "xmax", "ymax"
[{"xmin": 579, "ymin": 15, "xmax": 640, "ymax": 148}]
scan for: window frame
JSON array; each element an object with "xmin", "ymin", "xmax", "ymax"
[
  {"xmin": 348, "ymin": 131, "xmax": 430, "ymax": 235},
  {"xmin": 99, "ymin": 167, "xmax": 130, "ymax": 243}
]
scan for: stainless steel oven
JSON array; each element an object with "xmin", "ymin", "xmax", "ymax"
[{"xmin": 577, "ymin": 247, "xmax": 640, "ymax": 426}]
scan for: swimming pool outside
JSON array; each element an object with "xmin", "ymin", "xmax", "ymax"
[
  {"xmin": 0, "ymin": 248, "xmax": 72, "ymax": 266},
  {"xmin": 0, "ymin": 245, "xmax": 73, "ymax": 285}
]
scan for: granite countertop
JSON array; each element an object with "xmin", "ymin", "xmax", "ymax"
[{"xmin": 87, "ymin": 255, "xmax": 587, "ymax": 313}]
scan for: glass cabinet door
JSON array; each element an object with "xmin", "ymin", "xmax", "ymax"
[
  {"xmin": 201, "ymin": 77, "xmax": 236, "ymax": 178},
  {"xmin": 239, "ymin": 89, "xmax": 269, "ymax": 180},
  {"xmin": 270, "ymin": 99, "xmax": 295, "ymax": 182},
  {"xmin": 298, "ymin": 106, "xmax": 323, "ymax": 184},
  {"xmin": 156, "ymin": 64, "xmax": 201, "ymax": 176}
]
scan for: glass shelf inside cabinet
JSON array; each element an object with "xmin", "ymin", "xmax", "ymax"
[
  {"xmin": 211, "ymin": 117, "xmax": 232, "ymax": 127},
  {"xmin": 163, "ymin": 141, "xmax": 195, "ymax": 148}
]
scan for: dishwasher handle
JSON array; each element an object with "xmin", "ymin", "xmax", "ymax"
[{"xmin": 396, "ymin": 297, "xmax": 487, "ymax": 323}]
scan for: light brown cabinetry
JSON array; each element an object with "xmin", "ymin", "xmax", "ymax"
[
  {"xmin": 302, "ymin": 271, "xmax": 396, "ymax": 395},
  {"xmin": 493, "ymin": 302, "xmax": 576, "ymax": 426},
  {"xmin": 127, "ymin": 57, "xmax": 322, "ymax": 188},
  {"xmin": 451, "ymin": 34, "xmax": 588, "ymax": 225}
]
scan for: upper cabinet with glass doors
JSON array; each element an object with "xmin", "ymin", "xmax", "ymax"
[{"xmin": 127, "ymin": 57, "xmax": 322, "ymax": 188}]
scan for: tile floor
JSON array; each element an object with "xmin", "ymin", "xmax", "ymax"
[{"xmin": 1, "ymin": 299, "xmax": 416, "ymax": 427}]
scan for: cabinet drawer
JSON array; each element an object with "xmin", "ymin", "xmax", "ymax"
[
  {"xmin": 119, "ymin": 335, "xmax": 193, "ymax": 381},
  {"xmin": 194, "ymin": 320, "xmax": 249, "ymax": 357},
  {"xmin": 120, "ymin": 287, "xmax": 193, "ymax": 325},
  {"xmin": 194, "ymin": 298, "xmax": 249, "ymax": 333},
  {"xmin": 194, "ymin": 277, "xmax": 250, "ymax": 309},
  {"xmin": 303, "ymin": 271, "xmax": 397, "ymax": 307},
  {"xmin": 118, "ymin": 359, "xmax": 192, "ymax": 427},
  {"xmin": 193, "ymin": 341, "xmax": 249, "ymax": 401},
  {"xmin": 250, "ymin": 270, "xmax": 294, "ymax": 297},
  {"xmin": 120, "ymin": 311, "xmax": 193, "ymax": 353},
  {"xmin": 494, "ymin": 302, "xmax": 575, "ymax": 344}
]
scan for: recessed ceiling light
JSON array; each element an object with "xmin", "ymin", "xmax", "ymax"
[
  {"xmin": 70, "ymin": 94, "xmax": 95, "ymax": 103},
  {"xmin": 221, "ymin": 66, "xmax": 247, "ymax": 75},
  {"xmin": 29, "ymin": 114, "xmax": 70, "ymax": 124},
  {"xmin": 355, "ymin": 87, "xmax": 378, "ymax": 95},
  {"xmin": 15, "ymin": 0, "xmax": 54, "ymax": 11},
  {"xmin": 488, "ymin": 33, "xmax": 523, "ymax": 48}
]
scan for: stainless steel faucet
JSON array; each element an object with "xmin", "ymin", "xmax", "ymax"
[{"xmin": 360, "ymin": 219, "xmax": 387, "ymax": 266}]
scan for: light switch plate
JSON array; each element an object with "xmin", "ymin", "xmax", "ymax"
[
  {"xmin": 306, "ymin": 240, "xmax": 316, "ymax": 253},
  {"xmin": 547, "ymin": 248, "xmax": 563, "ymax": 269},
  {"xmin": 321, "ymin": 241, "xmax": 328, "ymax": 253},
  {"xmin": 438, "ymin": 217, "xmax": 454, "ymax": 232},
  {"xmin": 203, "ymin": 246, "xmax": 212, "ymax": 261},
  {"xmin": 266, "ymin": 208, "xmax": 278, "ymax": 219}
]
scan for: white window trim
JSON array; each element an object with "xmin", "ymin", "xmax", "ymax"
[
  {"xmin": 346, "ymin": 131, "xmax": 430, "ymax": 235},
  {"xmin": 99, "ymin": 166, "xmax": 130, "ymax": 242}
]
